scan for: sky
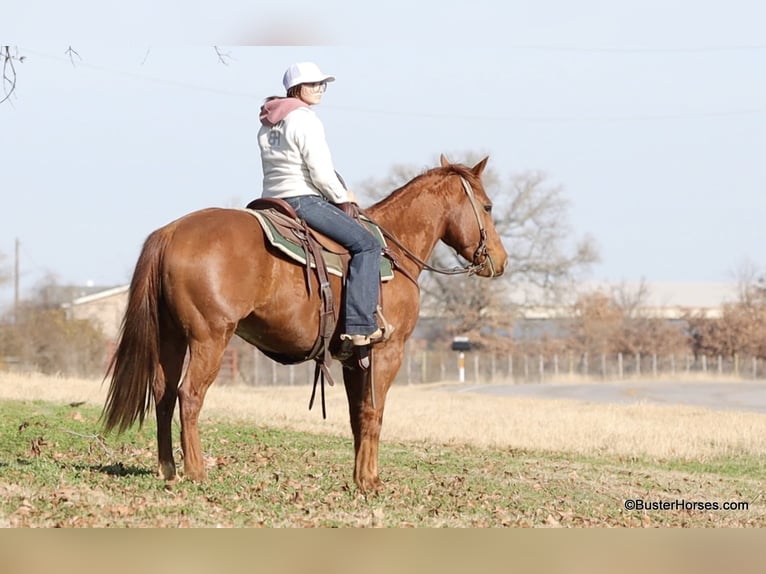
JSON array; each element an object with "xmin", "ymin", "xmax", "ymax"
[{"xmin": 3, "ymin": 1, "xmax": 766, "ymax": 308}]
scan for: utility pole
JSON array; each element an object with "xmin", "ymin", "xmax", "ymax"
[{"xmin": 14, "ymin": 237, "xmax": 19, "ymax": 324}]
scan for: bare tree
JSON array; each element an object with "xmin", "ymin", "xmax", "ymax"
[
  {"xmin": 0, "ymin": 47, "xmax": 232, "ymax": 105},
  {"xmin": 685, "ymin": 261, "xmax": 766, "ymax": 360},
  {"xmin": 1, "ymin": 45, "xmax": 23, "ymax": 105},
  {"xmin": 568, "ymin": 290, "xmax": 623, "ymax": 355},
  {"xmin": 567, "ymin": 284, "xmax": 688, "ymax": 357},
  {"xmin": 0, "ymin": 274, "xmax": 109, "ymax": 376},
  {"xmin": 731, "ymin": 259, "xmax": 766, "ymax": 307},
  {"xmin": 356, "ymin": 151, "xmax": 599, "ymax": 349}
]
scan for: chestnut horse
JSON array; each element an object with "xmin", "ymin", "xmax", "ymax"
[{"xmin": 102, "ymin": 155, "xmax": 508, "ymax": 492}]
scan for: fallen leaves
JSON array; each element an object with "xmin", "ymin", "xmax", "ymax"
[
  {"xmin": 2, "ymin": 400, "xmax": 766, "ymax": 527},
  {"xmin": 29, "ymin": 436, "xmax": 47, "ymax": 457}
]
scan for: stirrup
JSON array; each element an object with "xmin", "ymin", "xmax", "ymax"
[
  {"xmin": 375, "ymin": 305, "xmax": 395, "ymax": 342},
  {"xmin": 340, "ymin": 328, "xmax": 384, "ymax": 347},
  {"xmin": 341, "ymin": 323, "xmax": 397, "ymax": 347}
]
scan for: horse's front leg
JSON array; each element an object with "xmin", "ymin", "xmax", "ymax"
[{"xmin": 342, "ymin": 343, "xmax": 402, "ymax": 493}]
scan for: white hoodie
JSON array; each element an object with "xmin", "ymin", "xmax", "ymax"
[{"xmin": 257, "ymin": 99, "xmax": 350, "ymax": 203}]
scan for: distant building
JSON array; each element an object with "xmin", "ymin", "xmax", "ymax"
[
  {"xmin": 61, "ymin": 285, "xmax": 129, "ymax": 340},
  {"xmin": 521, "ymin": 281, "xmax": 739, "ymax": 321},
  {"xmin": 62, "ymin": 281, "xmax": 738, "ymax": 344}
]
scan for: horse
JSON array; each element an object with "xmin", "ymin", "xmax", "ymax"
[{"xmin": 101, "ymin": 154, "xmax": 508, "ymax": 492}]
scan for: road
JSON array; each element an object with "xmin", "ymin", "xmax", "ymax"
[{"xmin": 450, "ymin": 380, "xmax": 766, "ymax": 414}]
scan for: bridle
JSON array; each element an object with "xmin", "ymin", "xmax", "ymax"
[
  {"xmin": 458, "ymin": 175, "xmax": 497, "ymax": 277},
  {"xmin": 364, "ymin": 175, "xmax": 497, "ymax": 281}
]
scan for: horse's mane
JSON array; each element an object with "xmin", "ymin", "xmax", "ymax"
[{"xmin": 370, "ymin": 163, "xmax": 480, "ymax": 211}]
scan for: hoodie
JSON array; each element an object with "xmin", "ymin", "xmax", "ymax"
[
  {"xmin": 259, "ymin": 97, "xmax": 308, "ymax": 127},
  {"xmin": 257, "ymin": 97, "xmax": 349, "ymax": 203}
]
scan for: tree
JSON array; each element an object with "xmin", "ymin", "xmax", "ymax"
[
  {"xmin": 686, "ymin": 262, "xmax": 766, "ymax": 360},
  {"xmin": 568, "ymin": 290, "xmax": 623, "ymax": 355},
  {"xmin": 1, "ymin": 47, "xmax": 233, "ymax": 106},
  {"xmin": 1, "ymin": 46, "xmax": 22, "ymax": 105},
  {"xmin": 568, "ymin": 282, "xmax": 689, "ymax": 357},
  {"xmin": 0, "ymin": 275, "xmax": 109, "ymax": 376},
  {"xmin": 356, "ymin": 151, "xmax": 599, "ymax": 350}
]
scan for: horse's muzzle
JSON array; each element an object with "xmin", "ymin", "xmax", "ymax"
[{"xmin": 476, "ymin": 253, "xmax": 505, "ymax": 278}]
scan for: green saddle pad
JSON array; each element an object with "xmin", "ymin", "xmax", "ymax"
[{"xmin": 246, "ymin": 209, "xmax": 394, "ymax": 281}]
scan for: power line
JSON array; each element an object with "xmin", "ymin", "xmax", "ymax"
[
  {"xmin": 509, "ymin": 44, "xmax": 766, "ymax": 53},
  {"xmin": 323, "ymin": 104, "xmax": 766, "ymax": 123},
  {"xmin": 20, "ymin": 48, "xmax": 261, "ymax": 101},
  {"xmin": 17, "ymin": 47, "xmax": 766, "ymax": 123}
]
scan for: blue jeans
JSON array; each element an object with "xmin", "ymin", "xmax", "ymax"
[{"xmin": 283, "ymin": 195, "xmax": 381, "ymax": 335}]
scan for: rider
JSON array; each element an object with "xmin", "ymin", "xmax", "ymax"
[{"xmin": 257, "ymin": 61, "xmax": 387, "ymax": 346}]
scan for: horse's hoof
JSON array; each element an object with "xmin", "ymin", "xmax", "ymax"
[
  {"xmin": 356, "ymin": 477, "xmax": 383, "ymax": 494},
  {"xmin": 157, "ymin": 462, "xmax": 177, "ymax": 481},
  {"xmin": 182, "ymin": 469, "xmax": 208, "ymax": 482}
]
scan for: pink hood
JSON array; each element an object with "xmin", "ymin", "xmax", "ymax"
[{"xmin": 259, "ymin": 97, "xmax": 308, "ymax": 127}]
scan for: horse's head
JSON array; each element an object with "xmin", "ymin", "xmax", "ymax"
[{"xmin": 439, "ymin": 154, "xmax": 508, "ymax": 278}]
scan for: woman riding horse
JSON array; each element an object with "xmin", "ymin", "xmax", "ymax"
[
  {"xmin": 258, "ymin": 62, "xmax": 386, "ymax": 347},
  {"xmin": 102, "ymin": 154, "xmax": 507, "ymax": 492}
]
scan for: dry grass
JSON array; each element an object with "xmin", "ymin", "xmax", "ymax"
[{"xmin": 2, "ymin": 371, "xmax": 766, "ymax": 461}]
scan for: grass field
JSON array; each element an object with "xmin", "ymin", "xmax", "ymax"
[{"xmin": 1, "ymin": 373, "xmax": 765, "ymax": 527}]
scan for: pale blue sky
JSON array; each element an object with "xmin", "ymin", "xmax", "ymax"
[{"xmin": 3, "ymin": 1, "xmax": 766, "ymax": 307}]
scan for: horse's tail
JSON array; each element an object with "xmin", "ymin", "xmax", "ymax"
[{"xmin": 101, "ymin": 226, "xmax": 173, "ymax": 434}]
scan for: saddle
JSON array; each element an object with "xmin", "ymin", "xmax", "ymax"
[
  {"xmin": 246, "ymin": 199, "xmax": 393, "ymax": 280},
  {"xmin": 244, "ymin": 198, "xmax": 393, "ymax": 412}
]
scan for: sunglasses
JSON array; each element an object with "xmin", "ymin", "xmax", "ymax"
[{"xmin": 303, "ymin": 82, "xmax": 327, "ymax": 93}]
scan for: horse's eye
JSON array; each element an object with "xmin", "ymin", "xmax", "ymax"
[{"xmin": 483, "ymin": 205, "xmax": 492, "ymax": 213}]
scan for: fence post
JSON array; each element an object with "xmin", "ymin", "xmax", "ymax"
[
  {"xmin": 670, "ymin": 355, "xmax": 675, "ymax": 377},
  {"xmin": 421, "ymin": 350, "xmax": 427, "ymax": 384},
  {"xmin": 636, "ymin": 353, "xmax": 641, "ymax": 377},
  {"xmin": 702, "ymin": 355, "xmax": 707, "ymax": 374},
  {"xmin": 253, "ymin": 347, "xmax": 259, "ymax": 386},
  {"xmin": 554, "ymin": 354, "xmax": 559, "ymax": 379},
  {"xmin": 734, "ymin": 354, "xmax": 739, "ymax": 377},
  {"xmin": 406, "ymin": 352, "xmax": 412, "ymax": 384},
  {"xmin": 582, "ymin": 352, "xmax": 588, "ymax": 377},
  {"xmin": 231, "ymin": 349, "xmax": 239, "ymax": 383},
  {"xmin": 524, "ymin": 354, "xmax": 529, "ymax": 381},
  {"xmin": 271, "ymin": 359, "xmax": 277, "ymax": 385},
  {"xmin": 617, "ymin": 353, "xmax": 623, "ymax": 379},
  {"xmin": 601, "ymin": 353, "xmax": 607, "ymax": 380},
  {"xmin": 753, "ymin": 357, "xmax": 758, "ymax": 380},
  {"xmin": 508, "ymin": 355, "xmax": 513, "ymax": 383},
  {"xmin": 474, "ymin": 353, "xmax": 480, "ymax": 383},
  {"xmin": 652, "ymin": 354, "xmax": 657, "ymax": 378},
  {"xmin": 538, "ymin": 355, "xmax": 544, "ymax": 383},
  {"xmin": 718, "ymin": 355, "xmax": 723, "ymax": 376}
]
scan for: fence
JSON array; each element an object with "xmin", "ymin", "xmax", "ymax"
[{"xmin": 216, "ymin": 347, "xmax": 766, "ymax": 386}]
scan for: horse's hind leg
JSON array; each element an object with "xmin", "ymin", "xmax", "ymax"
[
  {"xmin": 177, "ymin": 331, "xmax": 230, "ymax": 482},
  {"xmin": 154, "ymin": 318, "xmax": 186, "ymax": 480}
]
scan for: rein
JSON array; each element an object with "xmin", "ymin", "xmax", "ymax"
[{"xmin": 364, "ymin": 175, "xmax": 494, "ymax": 280}]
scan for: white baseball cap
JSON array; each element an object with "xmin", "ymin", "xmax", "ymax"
[{"xmin": 282, "ymin": 62, "xmax": 336, "ymax": 90}]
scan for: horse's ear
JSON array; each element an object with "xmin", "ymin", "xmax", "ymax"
[
  {"xmin": 472, "ymin": 156, "xmax": 489, "ymax": 177},
  {"xmin": 439, "ymin": 154, "xmax": 450, "ymax": 168}
]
